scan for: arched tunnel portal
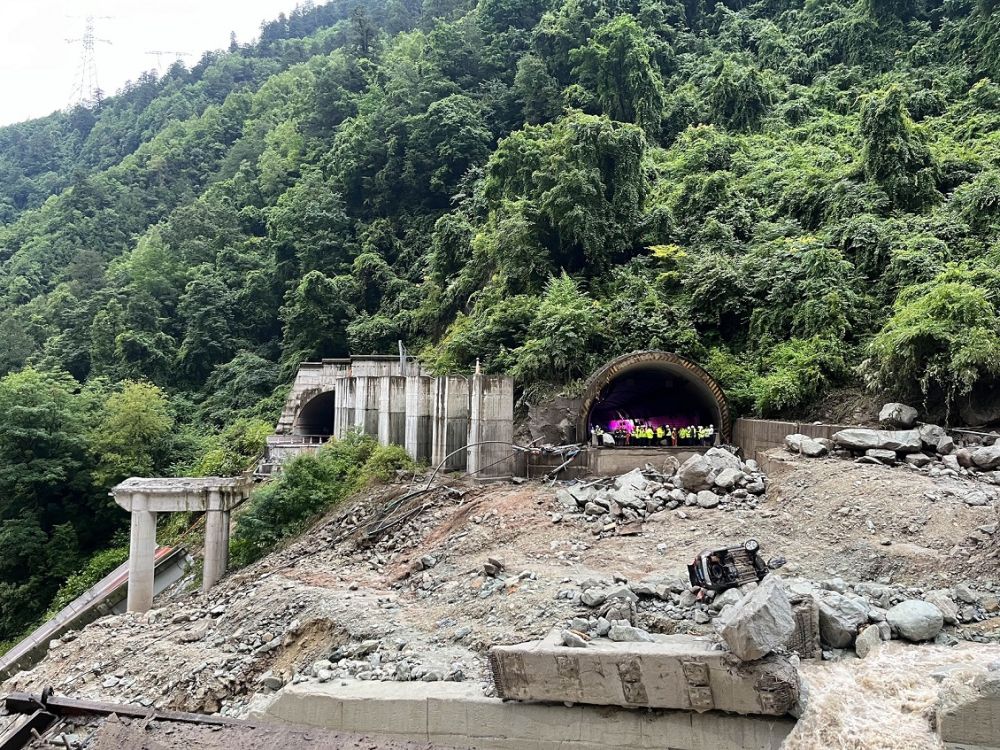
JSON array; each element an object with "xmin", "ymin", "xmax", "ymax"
[
  {"xmin": 578, "ymin": 351, "xmax": 731, "ymax": 444},
  {"xmin": 293, "ymin": 389, "xmax": 336, "ymax": 436}
]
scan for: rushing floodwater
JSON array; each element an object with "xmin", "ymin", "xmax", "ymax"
[{"xmin": 784, "ymin": 642, "xmax": 1000, "ymax": 749}]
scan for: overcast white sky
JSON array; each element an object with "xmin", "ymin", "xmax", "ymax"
[{"xmin": 1, "ymin": 1, "xmax": 303, "ymax": 126}]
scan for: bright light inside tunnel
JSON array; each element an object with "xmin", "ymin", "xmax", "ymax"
[{"xmin": 585, "ymin": 365, "xmax": 722, "ymax": 445}]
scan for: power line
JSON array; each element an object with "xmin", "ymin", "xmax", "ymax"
[
  {"xmin": 66, "ymin": 15, "xmax": 113, "ymax": 108},
  {"xmin": 145, "ymin": 50, "xmax": 192, "ymax": 73}
]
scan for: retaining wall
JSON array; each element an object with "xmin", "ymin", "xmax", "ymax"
[
  {"xmin": 733, "ymin": 418, "xmax": 856, "ymax": 462},
  {"xmin": 253, "ymin": 680, "xmax": 794, "ymax": 750}
]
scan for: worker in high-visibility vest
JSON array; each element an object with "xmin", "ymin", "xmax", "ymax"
[{"xmin": 655, "ymin": 425, "xmax": 665, "ymax": 445}]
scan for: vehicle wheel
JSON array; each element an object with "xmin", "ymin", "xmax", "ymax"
[{"xmin": 744, "ymin": 539, "xmax": 760, "ymax": 553}]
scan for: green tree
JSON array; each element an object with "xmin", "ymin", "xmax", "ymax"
[
  {"xmin": 860, "ymin": 86, "xmax": 939, "ymax": 210},
  {"xmin": 570, "ymin": 16, "xmax": 666, "ymax": 134},
  {"xmin": 89, "ymin": 381, "xmax": 175, "ymax": 487}
]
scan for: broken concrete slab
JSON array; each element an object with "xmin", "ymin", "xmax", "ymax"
[
  {"xmin": 489, "ymin": 629, "xmax": 800, "ymax": 716},
  {"xmin": 717, "ymin": 576, "xmax": 794, "ymax": 661},
  {"xmin": 256, "ymin": 678, "xmax": 796, "ymax": 750},
  {"xmin": 937, "ymin": 669, "xmax": 1000, "ymax": 749}
]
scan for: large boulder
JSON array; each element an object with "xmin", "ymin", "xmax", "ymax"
[
  {"xmin": 717, "ymin": 576, "xmax": 795, "ymax": 661},
  {"xmin": 887, "ymin": 600, "xmax": 944, "ymax": 642},
  {"xmin": 714, "ymin": 467, "xmax": 743, "ymax": 490},
  {"xmin": 703, "ymin": 447, "xmax": 743, "ymax": 473},
  {"xmin": 879, "ymin": 403, "xmax": 918, "ymax": 428},
  {"xmin": 854, "ymin": 625, "xmax": 882, "ymax": 659},
  {"xmin": 786, "ymin": 434, "xmax": 829, "ymax": 457},
  {"xmin": 677, "ymin": 455, "xmax": 713, "ymax": 491},
  {"xmin": 817, "ymin": 592, "xmax": 870, "ymax": 648},
  {"xmin": 972, "ymin": 444, "xmax": 1000, "ymax": 471},
  {"xmin": 833, "ymin": 428, "xmax": 921, "ymax": 453},
  {"xmin": 918, "ymin": 423, "xmax": 947, "ymax": 450},
  {"xmin": 924, "ymin": 590, "xmax": 959, "ymax": 625}
]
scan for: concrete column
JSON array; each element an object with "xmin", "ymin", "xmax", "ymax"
[
  {"xmin": 377, "ymin": 376, "xmax": 392, "ymax": 446},
  {"xmin": 405, "ymin": 376, "xmax": 432, "ymax": 463},
  {"xmin": 354, "ymin": 376, "xmax": 379, "ymax": 437},
  {"xmin": 126, "ymin": 503, "xmax": 157, "ymax": 613},
  {"xmin": 431, "ymin": 376, "xmax": 470, "ymax": 471},
  {"xmin": 468, "ymin": 375, "xmax": 515, "ymax": 478},
  {"xmin": 332, "ymin": 381, "xmax": 348, "ymax": 439},
  {"xmin": 203, "ymin": 491, "xmax": 227, "ymax": 592}
]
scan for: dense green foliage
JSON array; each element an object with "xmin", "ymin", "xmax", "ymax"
[
  {"xmin": 2, "ymin": 0, "xmax": 1000, "ymax": 643},
  {"xmin": 231, "ymin": 432, "xmax": 413, "ymax": 565}
]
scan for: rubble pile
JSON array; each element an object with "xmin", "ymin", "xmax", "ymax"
[
  {"xmin": 558, "ymin": 570, "xmax": 1000, "ymax": 661},
  {"xmin": 556, "ymin": 447, "xmax": 769, "ymax": 536},
  {"xmin": 786, "ymin": 402, "xmax": 1000, "ymax": 500}
]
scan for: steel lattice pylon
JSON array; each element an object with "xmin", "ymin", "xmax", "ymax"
[{"xmin": 67, "ymin": 15, "xmax": 112, "ymax": 108}]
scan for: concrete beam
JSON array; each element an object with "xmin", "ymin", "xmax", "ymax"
[
  {"xmin": 489, "ymin": 629, "xmax": 800, "ymax": 717},
  {"xmin": 126, "ymin": 507, "xmax": 157, "ymax": 613},
  {"xmin": 253, "ymin": 679, "xmax": 793, "ymax": 750}
]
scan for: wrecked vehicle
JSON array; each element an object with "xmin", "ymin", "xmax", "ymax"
[{"xmin": 688, "ymin": 539, "xmax": 769, "ymax": 591}]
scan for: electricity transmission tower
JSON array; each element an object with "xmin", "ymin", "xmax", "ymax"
[
  {"xmin": 145, "ymin": 50, "xmax": 191, "ymax": 73},
  {"xmin": 67, "ymin": 15, "xmax": 113, "ymax": 107}
]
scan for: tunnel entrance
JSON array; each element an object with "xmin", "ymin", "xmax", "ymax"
[
  {"xmin": 579, "ymin": 351, "xmax": 730, "ymax": 446},
  {"xmin": 294, "ymin": 390, "xmax": 336, "ymax": 437}
]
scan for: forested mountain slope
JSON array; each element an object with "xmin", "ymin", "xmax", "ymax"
[{"xmin": 0, "ymin": 0, "xmax": 999, "ymax": 641}]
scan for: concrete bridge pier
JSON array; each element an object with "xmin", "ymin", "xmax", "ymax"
[
  {"xmin": 126, "ymin": 504, "xmax": 157, "ymax": 613},
  {"xmin": 112, "ymin": 477, "xmax": 251, "ymax": 613}
]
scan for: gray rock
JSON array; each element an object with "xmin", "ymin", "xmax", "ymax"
[
  {"xmin": 784, "ymin": 434, "xmax": 808, "ymax": 452},
  {"xmin": 886, "ymin": 600, "xmax": 944, "ymax": 642},
  {"xmin": 714, "ymin": 467, "xmax": 743, "ymax": 490},
  {"xmin": 800, "ymin": 439, "xmax": 829, "ymax": 457},
  {"xmin": 668, "ymin": 488, "xmax": 687, "ymax": 504},
  {"xmin": 924, "ymin": 590, "xmax": 959, "ymax": 625},
  {"xmin": 608, "ymin": 624, "xmax": 655, "ymax": 643},
  {"xmin": 904, "ymin": 453, "xmax": 931, "ymax": 468},
  {"xmin": 955, "ymin": 448, "xmax": 976, "ymax": 468},
  {"xmin": 614, "ymin": 468, "xmax": 649, "ymax": 493},
  {"xmin": 717, "ymin": 576, "xmax": 795, "ymax": 661},
  {"xmin": 941, "ymin": 455, "xmax": 961, "ymax": 472},
  {"xmin": 833, "ymin": 429, "xmax": 921, "ymax": 453},
  {"xmin": 964, "ymin": 490, "xmax": 991, "ymax": 507},
  {"xmin": 972, "ymin": 444, "xmax": 1000, "ymax": 470},
  {"xmin": 918, "ymin": 423, "xmax": 947, "ymax": 450},
  {"xmin": 937, "ymin": 436, "xmax": 956, "ymax": 455},
  {"xmin": 879, "ymin": 403, "xmax": 918, "ymax": 428},
  {"xmin": 817, "ymin": 593, "xmax": 870, "ymax": 648},
  {"xmin": 953, "ymin": 584, "xmax": 978, "ymax": 604},
  {"xmin": 561, "ymin": 630, "xmax": 589, "ymax": 648},
  {"xmin": 696, "ymin": 490, "xmax": 720, "ymax": 508},
  {"xmin": 703, "ymin": 447, "xmax": 743, "ymax": 473},
  {"xmin": 865, "ymin": 448, "xmax": 898, "ymax": 464},
  {"xmin": 746, "ymin": 479, "xmax": 766, "ymax": 495},
  {"xmin": 854, "ymin": 625, "xmax": 882, "ymax": 659},
  {"xmin": 713, "ymin": 587, "xmax": 744, "ymax": 609},
  {"xmin": 677, "ymin": 456, "xmax": 713, "ymax": 492},
  {"xmin": 580, "ymin": 588, "xmax": 607, "ymax": 607}
]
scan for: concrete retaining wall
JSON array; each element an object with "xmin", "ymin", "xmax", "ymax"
[
  {"xmin": 253, "ymin": 680, "xmax": 794, "ymax": 750},
  {"xmin": 733, "ymin": 418, "xmax": 857, "ymax": 462}
]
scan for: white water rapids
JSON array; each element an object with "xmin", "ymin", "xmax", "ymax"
[{"xmin": 783, "ymin": 642, "xmax": 1000, "ymax": 749}]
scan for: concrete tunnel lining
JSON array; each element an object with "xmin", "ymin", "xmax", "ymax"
[
  {"xmin": 578, "ymin": 351, "xmax": 731, "ymax": 443},
  {"xmin": 293, "ymin": 389, "xmax": 336, "ymax": 436}
]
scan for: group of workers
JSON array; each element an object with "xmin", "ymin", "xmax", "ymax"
[{"xmin": 591, "ymin": 422, "xmax": 716, "ymax": 447}]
